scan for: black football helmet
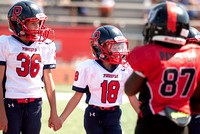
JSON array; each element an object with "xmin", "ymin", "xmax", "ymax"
[
  {"xmin": 90, "ymin": 25, "xmax": 129, "ymax": 65},
  {"xmin": 8, "ymin": 1, "xmax": 53, "ymax": 42},
  {"xmin": 143, "ymin": 1, "xmax": 190, "ymax": 45},
  {"xmin": 186, "ymin": 27, "xmax": 200, "ymax": 44}
]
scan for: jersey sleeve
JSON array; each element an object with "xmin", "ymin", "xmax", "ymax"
[
  {"xmin": 43, "ymin": 41, "xmax": 56, "ymax": 69},
  {"xmin": 72, "ymin": 61, "xmax": 89, "ymax": 93},
  {"xmin": 127, "ymin": 46, "xmax": 146, "ymax": 75},
  {"xmin": 0, "ymin": 36, "xmax": 8, "ymax": 65},
  {"xmin": 127, "ymin": 45, "xmax": 156, "ymax": 78},
  {"xmin": 127, "ymin": 65, "xmax": 133, "ymax": 75}
]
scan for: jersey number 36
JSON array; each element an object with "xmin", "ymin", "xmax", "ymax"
[{"xmin": 16, "ymin": 53, "xmax": 41, "ymax": 77}]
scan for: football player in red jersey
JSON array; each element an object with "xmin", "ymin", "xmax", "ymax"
[
  {"xmin": 125, "ymin": 1, "xmax": 200, "ymax": 134},
  {"xmin": 0, "ymin": 1, "xmax": 61, "ymax": 133},
  {"xmin": 52, "ymin": 25, "xmax": 140, "ymax": 134}
]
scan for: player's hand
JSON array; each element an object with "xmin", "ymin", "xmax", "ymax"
[
  {"xmin": 48, "ymin": 114, "xmax": 62, "ymax": 131},
  {"xmin": 0, "ymin": 113, "xmax": 8, "ymax": 132}
]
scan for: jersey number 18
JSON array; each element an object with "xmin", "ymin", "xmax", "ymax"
[{"xmin": 101, "ymin": 80, "xmax": 120, "ymax": 103}]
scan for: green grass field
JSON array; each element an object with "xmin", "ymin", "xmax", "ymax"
[{"xmin": 0, "ymin": 84, "xmax": 138, "ymax": 134}]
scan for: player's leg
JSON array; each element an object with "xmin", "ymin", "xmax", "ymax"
[
  {"xmin": 21, "ymin": 98, "xmax": 42, "ymax": 134},
  {"xmin": 103, "ymin": 107, "xmax": 122, "ymax": 134},
  {"xmin": 84, "ymin": 105, "xmax": 104, "ymax": 134},
  {"xmin": 3, "ymin": 99, "xmax": 23, "ymax": 134},
  {"xmin": 135, "ymin": 114, "xmax": 188, "ymax": 134},
  {"xmin": 189, "ymin": 114, "xmax": 200, "ymax": 134}
]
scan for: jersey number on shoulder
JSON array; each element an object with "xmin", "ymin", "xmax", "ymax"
[
  {"xmin": 16, "ymin": 53, "xmax": 41, "ymax": 77},
  {"xmin": 101, "ymin": 80, "xmax": 120, "ymax": 103},
  {"xmin": 160, "ymin": 68, "xmax": 195, "ymax": 97}
]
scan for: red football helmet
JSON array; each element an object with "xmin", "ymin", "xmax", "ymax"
[
  {"xmin": 90, "ymin": 25, "xmax": 129, "ymax": 65},
  {"xmin": 8, "ymin": 1, "xmax": 53, "ymax": 42}
]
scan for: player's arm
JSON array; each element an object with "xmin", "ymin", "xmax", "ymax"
[
  {"xmin": 59, "ymin": 61, "xmax": 86, "ymax": 124},
  {"xmin": 59, "ymin": 91, "xmax": 84, "ymax": 124},
  {"xmin": 125, "ymin": 71, "xmax": 145, "ymax": 96},
  {"xmin": 128, "ymin": 95, "xmax": 140, "ymax": 114},
  {"xmin": 43, "ymin": 69, "xmax": 61, "ymax": 131},
  {"xmin": 190, "ymin": 80, "xmax": 200, "ymax": 114},
  {"xmin": 0, "ymin": 65, "xmax": 7, "ymax": 132}
]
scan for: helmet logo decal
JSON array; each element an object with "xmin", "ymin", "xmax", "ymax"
[
  {"xmin": 93, "ymin": 31, "xmax": 100, "ymax": 41},
  {"xmin": 166, "ymin": 1, "xmax": 177, "ymax": 32},
  {"xmin": 11, "ymin": 6, "xmax": 22, "ymax": 21}
]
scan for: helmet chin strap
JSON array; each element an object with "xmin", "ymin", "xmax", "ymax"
[{"xmin": 20, "ymin": 31, "xmax": 30, "ymax": 39}]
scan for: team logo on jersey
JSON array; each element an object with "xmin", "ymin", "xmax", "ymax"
[
  {"xmin": 22, "ymin": 47, "xmax": 37, "ymax": 52},
  {"xmin": 103, "ymin": 74, "xmax": 118, "ymax": 78}
]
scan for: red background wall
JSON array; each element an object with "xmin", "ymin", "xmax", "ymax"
[{"xmin": 53, "ymin": 25, "xmax": 96, "ymax": 62}]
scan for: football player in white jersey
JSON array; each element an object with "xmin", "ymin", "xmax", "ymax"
[
  {"xmin": 53, "ymin": 25, "xmax": 140, "ymax": 134},
  {"xmin": 0, "ymin": 1, "xmax": 61, "ymax": 134}
]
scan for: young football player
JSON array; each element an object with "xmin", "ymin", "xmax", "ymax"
[
  {"xmin": 125, "ymin": 1, "xmax": 200, "ymax": 134},
  {"xmin": 0, "ymin": 1, "xmax": 61, "ymax": 133},
  {"xmin": 54, "ymin": 25, "xmax": 140, "ymax": 134}
]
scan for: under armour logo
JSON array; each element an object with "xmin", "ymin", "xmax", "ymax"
[
  {"xmin": 8, "ymin": 103, "xmax": 14, "ymax": 108},
  {"xmin": 89, "ymin": 112, "xmax": 95, "ymax": 117}
]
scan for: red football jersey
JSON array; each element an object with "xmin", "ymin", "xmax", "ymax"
[{"xmin": 128, "ymin": 43, "xmax": 200, "ymax": 115}]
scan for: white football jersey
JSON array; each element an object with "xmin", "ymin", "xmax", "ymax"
[
  {"xmin": 73, "ymin": 59, "xmax": 133, "ymax": 107},
  {"xmin": 0, "ymin": 35, "xmax": 56, "ymax": 98}
]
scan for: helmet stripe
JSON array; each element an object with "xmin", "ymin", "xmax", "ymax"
[{"xmin": 166, "ymin": 1, "xmax": 177, "ymax": 32}]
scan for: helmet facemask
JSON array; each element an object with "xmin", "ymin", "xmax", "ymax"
[
  {"xmin": 186, "ymin": 27, "xmax": 200, "ymax": 45},
  {"xmin": 101, "ymin": 41, "xmax": 129, "ymax": 65},
  {"xmin": 186, "ymin": 35, "xmax": 200, "ymax": 44}
]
